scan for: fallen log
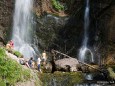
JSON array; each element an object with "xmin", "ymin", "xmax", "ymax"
[{"xmin": 52, "ymin": 49, "xmax": 101, "ymax": 72}]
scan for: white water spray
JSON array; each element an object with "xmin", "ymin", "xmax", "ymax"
[
  {"xmin": 79, "ymin": 0, "xmax": 94, "ymax": 62},
  {"xmin": 12, "ymin": 0, "xmax": 37, "ymax": 58}
]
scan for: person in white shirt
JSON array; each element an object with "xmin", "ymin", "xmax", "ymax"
[{"xmin": 37, "ymin": 56, "xmax": 41, "ymax": 72}]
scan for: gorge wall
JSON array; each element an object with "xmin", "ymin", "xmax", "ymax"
[
  {"xmin": 0, "ymin": 0, "xmax": 115, "ymax": 58},
  {"xmin": 0, "ymin": 0, "xmax": 14, "ymax": 45}
]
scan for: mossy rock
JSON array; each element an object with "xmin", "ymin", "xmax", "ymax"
[
  {"xmin": 13, "ymin": 50, "xmax": 22, "ymax": 57},
  {"xmin": 40, "ymin": 62, "xmax": 52, "ymax": 73},
  {"xmin": 39, "ymin": 72, "xmax": 83, "ymax": 86}
]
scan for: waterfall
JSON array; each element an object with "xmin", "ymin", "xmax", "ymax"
[
  {"xmin": 79, "ymin": 0, "xmax": 94, "ymax": 63},
  {"xmin": 12, "ymin": 0, "xmax": 37, "ymax": 58}
]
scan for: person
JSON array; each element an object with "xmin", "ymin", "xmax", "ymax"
[
  {"xmin": 28, "ymin": 57, "xmax": 33, "ymax": 68},
  {"xmin": 6, "ymin": 41, "xmax": 13, "ymax": 53},
  {"xmin": 25, "ymin": 60, "xmax": 30, "ymax": 68},
  {"xmin": 6, "ymin": 40, "xmax": 14, "ymax": 51},
  {"xmin": 42, "ymin": 50, "xmax": 47, "ymax": 65},
  {"xmin": 31, "ymin": 60, "xmax": 35, "ymax": 69},
  {"xmin": 37, "ymin": 56, "xmax": 41, "ymax": 72},
  {"xmin": 6, "ymin": 41, "xmax": 11, "ymax": 50},
  {"xmin": 9, "ymin": 40, "xmax": 14, "ymax": 49},
  {"xmin": 19, "ymin": 55, "xmax": 25, "ymax": 65}
]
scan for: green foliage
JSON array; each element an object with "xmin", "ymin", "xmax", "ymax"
[
  {"xmin": 108, "ymin": 67, "xmax": 115, "ymax": 79},
  {"xmin": 0, "ymin": 47, "xmax": 6, "ymax": 58},
  {"xmin": 13, "ymin": 50, "xmax": 22, "ymax": 57},
  {"xmin": 51, "ymin": 0, "xmax": 64, "ymax": 11},
  {"xmin": 112, "ymin": 66, "xmax": 115, "ymax": 72},
  {"xmin": 0, "ymin": 47, "xmax": 31, "ymax": 85},
  {"xmin": 39, "ymin": 72, "xmax": 83, "ymax": 86},
  {"xmin": 0, "ymin": 78, "xmax": 6, "ymax": 86},
  {"xmin": 22, "ymin": 69, "xmax": 31, "ymax": 80},
  {"xmin": 108, "ymin": 65, "xmax": 115, "ymax": 72}
]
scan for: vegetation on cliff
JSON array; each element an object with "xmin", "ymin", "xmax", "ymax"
[
  {"xmin": 0, "ymin": 47, "xmax": 31, "ymax": 85},
  {"xmin": 51, "ymin": 0, "xmax": 64, "ymax": 11}
]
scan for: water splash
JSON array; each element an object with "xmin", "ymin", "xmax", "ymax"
[
  {"xmin": 84, "ymin": 73, "xmax": 93, "ymax": 80},
  {"xmin": 12, "ymin": 0, "xmax": 37, "ymax": 58},
  {"xmin": 79, "ymin": 0, "xmax": 94, "ymax": 63},
  {"xmin": 79, "ymin": 47, "xmax": 94, "ymax": 62}
]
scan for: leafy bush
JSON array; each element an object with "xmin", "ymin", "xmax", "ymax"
[
  {"xmin": 0, "ymin": 47, "xmax": 31, "ymax": 85},
  {"xmin": 51, "ymin": 0, "xmax": 64, "ymax": 11},
  {"xmin": 0, "ymin": 78, "xmax": 6, "ymax": 86},
  {"xmin": 108, "ymin": 67, "xmax": 115, "ymax": 80}
]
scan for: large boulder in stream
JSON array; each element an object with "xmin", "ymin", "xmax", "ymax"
[{"xmin": 55, "ymin": 57, "xmax": 79, "ymax": 72}]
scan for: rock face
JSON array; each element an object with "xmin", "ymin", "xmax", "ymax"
[
  {"xmin": 0, "ymin": 0, "xmax": 14, "ymax": 44},
  {"xmin": 0, "ymin": 0, "xmax": 115, "ymax": 58},
  {"xmin": 55, "ymin": 57, "xmax": 79, "ymax": 72},
  {"xmin": 35, "ymin": 14, "xmax": 68, "ymax": 51}
]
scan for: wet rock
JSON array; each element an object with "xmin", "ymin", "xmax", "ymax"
[{"xmin": 0, "ymin": 0, "xmax": 14, "ymax": 45}]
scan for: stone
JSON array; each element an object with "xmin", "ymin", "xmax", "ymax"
[
  {"xmin": 5, "ymin": 51, "xmax": 19, "ymax": 63},
  {"xmin": 55, "ymin": 57, "xmax": 79, "ymax": 72}
]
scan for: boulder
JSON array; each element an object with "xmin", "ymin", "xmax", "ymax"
[
  {"xmin": 55, "ymin": 57, "xmax": 79, "ymax": 72},
  {"xmin": 42, "ymin": 62, "xmax": 52, "ymax": 73},
  {"xmin": 5, "ymin": 51, "xmax": 19, "ymax": 63}
]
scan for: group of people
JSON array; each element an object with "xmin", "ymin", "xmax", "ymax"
[
  {"xmin": 6, "ymin": 40, "xmax": 47, "ymax": 72},
  {"xmin": 29, "ymin": 50, "xmax": 47, "ymax": 72},
  {"xmin": 19, "ymin": 50, "xmax": 47, "ymax": 72}
]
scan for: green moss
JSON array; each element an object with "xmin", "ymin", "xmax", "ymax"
[
  {"xmin": 39, "ymin": 72, "xmax": 83, "ymax": 86},
  {"xmin": 34, "ymin": 73, "xmax": 43, "ymax": 86},
  {"xmin": 13, "ymin": 50, "xmax": 22, "ymax": 57}
]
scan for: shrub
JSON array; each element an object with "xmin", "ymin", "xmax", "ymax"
[
  {"xmin": 0, "ymin": 47, "xmax": 31, "ymax": 85},
  {"xmin": 108, "ymin": 67, "xmax": 115, "ymax": 80},
  {"xmin": 51, "ymin": 0, "xmax": 64, "ymax": 11}
]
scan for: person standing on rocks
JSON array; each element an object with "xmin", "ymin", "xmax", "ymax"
[
  {"xmin": 9, "ymin": 40, "xmax": 14, "ymax": 49},
  {"xmin": 6, "ymin": 41, "xmax": 11, "ymax": 50},
  {"xmin": 37, "ymin": 56, "xmax": 41, "ymax": 72},
  {"xmin": 28, "ymin": 57, "xmax": 33, "ymax": 68},
  {"xmin": 42, "ymin": 50, "xmax": 47, "ymax": 65},
  {"xmin": 6, "ymin": 40, "xmax": 14, "ymax": 52}
]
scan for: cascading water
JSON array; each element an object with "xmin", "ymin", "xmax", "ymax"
[
  {"xmin": 79, "ymin": 0, "xmax": 94, "ymax": 63},
  {"xmin": 12, "ymin": 0, "xmax": 37, "ymax": 58}
]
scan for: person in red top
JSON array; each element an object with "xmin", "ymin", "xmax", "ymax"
[{"xmin": 9, "ymin": 40, "xmax": 14, "ymax": 49}]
